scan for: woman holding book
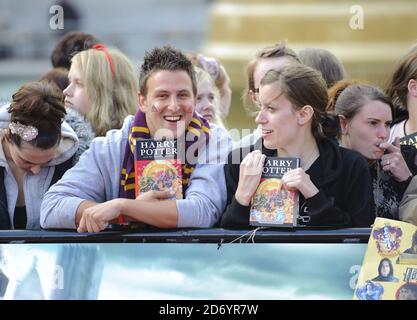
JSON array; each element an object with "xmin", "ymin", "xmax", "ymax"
[
  {"xmin": 329, "ymin": 83, "xmax": 415, "ymax": 220},
  {"xmin": 220, "ymin": 64, "xmax": 373, "ymax": 228}
]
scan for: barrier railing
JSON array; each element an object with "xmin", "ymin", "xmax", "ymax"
[{"xmin": 0, "ymin": 228, "xmax": 371, "ymax": 244}]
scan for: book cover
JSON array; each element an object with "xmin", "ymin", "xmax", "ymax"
[
  {"xmin": 249, "ymin": 157, "xmax": 300, "ymax": 228},
  {"xmin": 400, "ymin": 132, "xmax": 417, "ymax": 148},
  {"xmin": 354, "ymin": 218, "xmax": 417, "ymax": 300},
  {"xmin": 134, "ymin": 139, "xmax": 182, "ymax": 200}
]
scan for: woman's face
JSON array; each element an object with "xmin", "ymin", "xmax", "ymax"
[
  {"xmin": 196, "ymin": 79, "xmax": 217, "ymax": 122},
  {"xmin": 380, "ymin": 260, "xmax": 391, "ymax": 277},
  {"xmin": 343, "ymin": 100, "xmax": 392, "ymax": 160},
  {"xmin": 7, "ymin": 140, "xmax": 57, "ymax": 175},
  {"xmin": 64, "ymin": 62, "xmax": 90, "ymax": 116},
  {"xmin": 256, "ymin": 82, "xmax": 299, "ymax": 150}
]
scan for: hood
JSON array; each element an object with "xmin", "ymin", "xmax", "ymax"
[
  {"xmin": 0, "ymin": 103, "xmax": 79, "ymax": 166},
  {"xmin": 64, "ymin": 108, "xmax": 95, "ymax": 163}
]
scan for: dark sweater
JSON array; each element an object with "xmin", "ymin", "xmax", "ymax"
[
  {"xmin": 220, "ymin": 138, "xmax": 374, "ymax": 228},
  {"xmin": 370, "ymin": 144, "xmax": 416, "ymax": 220}
]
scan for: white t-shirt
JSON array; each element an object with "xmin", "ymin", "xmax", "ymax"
[{"xmin": 389, "ymin": 120, "xmax": 406, "ymax": 144}]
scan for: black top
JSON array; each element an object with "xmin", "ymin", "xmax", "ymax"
[
  {"xmin": 13, "ymin": 206, "xmax": 27, "ymax": 229},
  {"xmin": 220, "ymin": 138, "xmax": 374, "ymax": 228}
]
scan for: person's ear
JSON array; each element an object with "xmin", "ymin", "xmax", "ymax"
[
  {"xmin": 297, "ymin": 105, "xmax": 314, "ymax": 125},
  {"xmin": 339, "ymin": 114, "xmax": 349, "ymax": 135},
  {"xmin": 248, "ymin": 90, "xmax": 257, "ymax": 104},
  {"xmin": 138, "ymin": 92, "xmax": 147, "ymax": 112},
  {"xmin": 408, "ymin": 79, "xmax": 417, "ymax": 97}
]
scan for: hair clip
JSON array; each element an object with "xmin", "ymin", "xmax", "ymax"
[
  {"xmin": 9, "ymin": 121, "xmax": 39, "ymax": 141},
  {"xmin": 198, "ymin": 55, "xmax": 220, "ymax": 81}
]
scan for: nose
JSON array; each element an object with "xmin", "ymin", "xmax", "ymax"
[
  {"xmin": 255, "ymin": 108, "xmax": 267, "ymax": 124},
  {"xmin": 29, "ymin": 165, "xmax": 41, "ymax": 175},
  {"xmin": 167, "ymin": 96, "xmax": 180, "ymax": 112},
  {"xmin": 202, "ymin": 99, "xmax": 214, "ymax": 112},
  {"xmin": 377, "ymin": 125, "xmax": 389, "ymax": 140},
  {"xmin": 63, "ymin": 83, "xmax": 73, "ymax": 97}
]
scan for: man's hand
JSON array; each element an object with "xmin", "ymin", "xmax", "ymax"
[
  {"xmin": 77, "ymin": 199, "xmax": 123, "ymax": 233},
  {"xmin": 136, "ymin": 190, "xmax": 174, "ymax": 201}
]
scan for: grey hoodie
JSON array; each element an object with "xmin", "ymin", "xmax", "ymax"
[
  {"xmin": 40, "ymin": 116, "xmax": 232, "ymax": 229},
  {"xmin": 0, "ymin": 104, "xmax": 79, "ymax": 229}
]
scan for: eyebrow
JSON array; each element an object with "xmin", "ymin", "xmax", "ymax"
[
  {"xmin": 18, "ymin": 154, "xmax": 47, "ymax": 166},
  {"xmin": 367, "ymin": 118, "xmax": 392, "ymax": 123},
  {"xmin": 18, "ymin": 154, "xmax": 40, "ymax": 165},
  {"xmin": 177, "ymin": 89, "xmax": 191, "ymax": 94}
]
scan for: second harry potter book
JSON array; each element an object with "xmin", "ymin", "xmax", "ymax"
[
  {"xmin": 134, "ymin": 139, "xmax": 183, "ymax": 199},
  {"xmin": 250, "ymin": 157, "xmax": 300, "ymax": 228}
]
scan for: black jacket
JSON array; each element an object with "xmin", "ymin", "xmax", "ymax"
[{"xmin": 220, "ymin": 138, "xmax": 374, "ymax": 228}]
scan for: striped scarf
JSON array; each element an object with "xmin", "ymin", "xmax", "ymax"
[{"xmin": 119, "ymin": 109, "xmax": 211, "ymax": 199}]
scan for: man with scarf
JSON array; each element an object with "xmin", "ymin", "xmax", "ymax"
[{"xmin": 40, "ymin": 46, "xmax": 232, "ymax": 232}]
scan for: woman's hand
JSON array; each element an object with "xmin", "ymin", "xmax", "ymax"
[
  {"xmin": 235, "ymin": 150, "xmax": 266, "ymax": 206},
  {"xmin": 282, "ymin": 168, "xmax": 319, "ymax": 199},
  {"xmin": 380, "ymin": 138, "xmax": 412, "ymax": 182}
]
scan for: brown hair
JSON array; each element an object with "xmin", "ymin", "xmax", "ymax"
[
  {"xmin": 327, "ymin": 79, "xmax": 361, "ymax": 113},
  {"xmin": 299, "ymin": 48, "xmax": 346, "ymax": 88},
  {"xmin": 139, "ymin": 45, "xmax": 197, "ymax": 97},
  {"xmin": 51, "ymin": 32, "xmax": 99, "ymax": 70},
  {"xmin": 260, "ymin": 64, "xmax": 338, "ymax": 140},
  {"xmin": 246, "ymin": 42, "xmax": 300, "ymax": 94},
  {"xmin": 39, "ymin": 67, "xmax": 69, "ymax": 92},
  {"xmin": 333, "ymin": 84, "xmax": 394, "ymax": 138},
  {"xmin": 386, "ymin": 44, "xmax": 417, "ymax": 110},
  {"xmin": 7, "ymin": 81, "xmax": 66, "ymax": 149}
]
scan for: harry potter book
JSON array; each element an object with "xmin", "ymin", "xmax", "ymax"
[
  {"xmin": 249, "ymin": 157, "xmax": 300, "ymax": 228},
  {"xmin": 134, "ymin": 139, "xmax": 183, "ymax": 200},
  {"xmin": 354, "ymin": 218, "xmax": 417, "ymax": 300}
]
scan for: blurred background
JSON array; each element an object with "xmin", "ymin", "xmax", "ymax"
[{"xmin": 1, "ymin": 0, "xmax": 417, "ymax": 131}]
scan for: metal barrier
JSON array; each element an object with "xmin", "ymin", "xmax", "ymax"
[{"xmin": 0, "ymin": 228, "xmax": 371, "ymax": 244}]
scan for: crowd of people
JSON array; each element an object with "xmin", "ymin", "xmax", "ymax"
[{"xmin": 1, "ymin": 31, "xmax": 417, "ymax": 232}]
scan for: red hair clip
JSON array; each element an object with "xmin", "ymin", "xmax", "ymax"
[{"xmin": 92, "ymin": 44, "xmax": 116, "ymax": 79}]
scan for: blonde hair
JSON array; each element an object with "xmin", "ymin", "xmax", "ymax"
[
  {"xmin": 72, "ymin": 47, "xmax": 138, "ymax": 136},
  {"xmin": 194, "ymin": 66, "xmax": 225, "ymax": 128}
]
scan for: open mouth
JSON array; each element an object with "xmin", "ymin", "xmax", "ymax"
[
  {"xmin": 163, "ymin": 115, "xmax": 182, "ymax": 123},
  {"xmin": 262, "ymin": 129, "xmax": 273, "ymax": 135}
]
